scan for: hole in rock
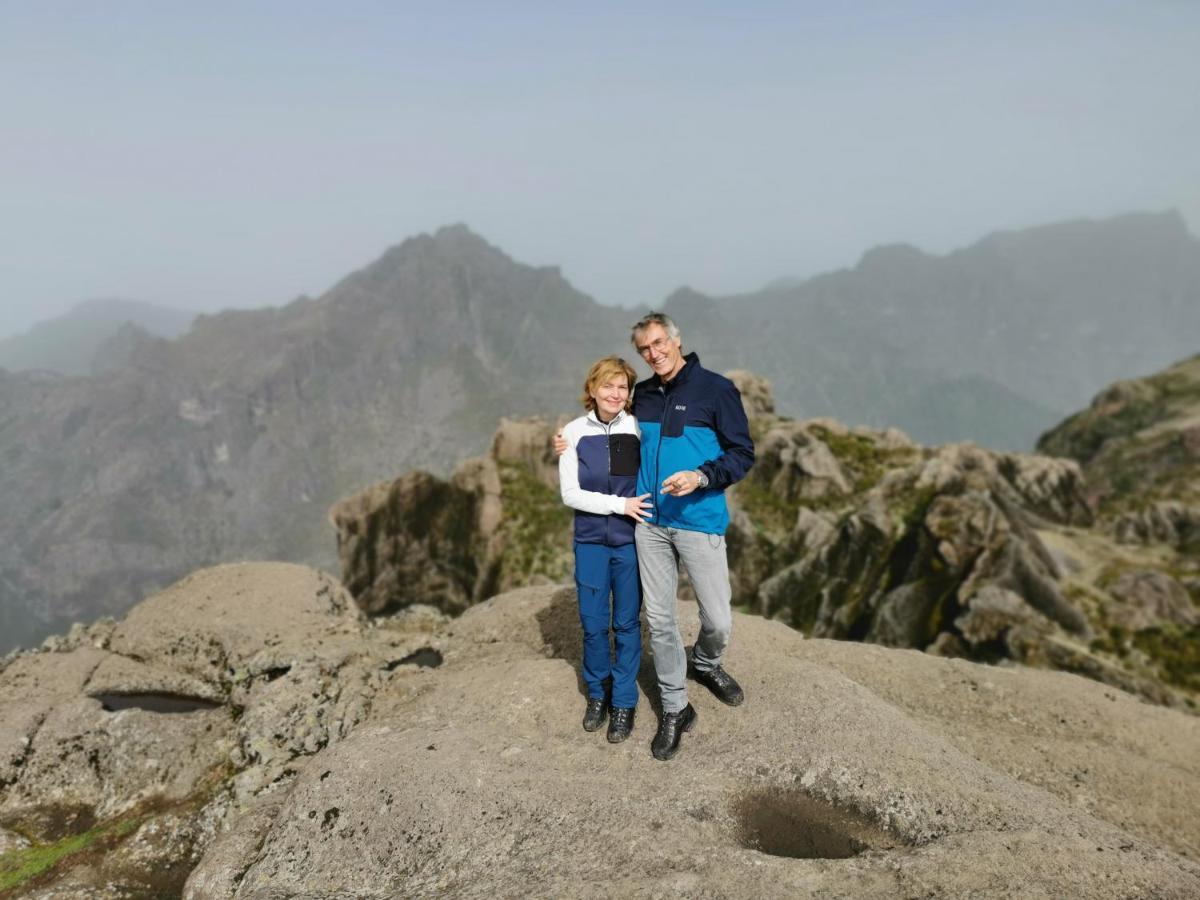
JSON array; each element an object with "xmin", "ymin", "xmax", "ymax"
[
  {"xmin": 92, "ymin": 693, "xmax": 223, "ymax": 714},
  {"xmin": 734, "ymin": 788, "xmax": 898, "ymax": 860},
  {"xmin": 386, "ymin": 647, "xmax": 443, "ymax": 670},
  {"xmin": 321, "ymin": 807, "xmax": 340, "ymax": 831},
  {"xmin": 262, "ymin": 665, "xmax": 292, "ymax": 682}
]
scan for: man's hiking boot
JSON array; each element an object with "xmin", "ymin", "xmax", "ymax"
[
  {"xmin": 607, "ymin": 706, "xmax": 635, "ymax": 743},
  {"xmin": 651, "ymin": 704, "xmax": 697, "ymax": 761},
  {"xmin": 692, "ymin": 664, "xmax": 745, "ymax": 706},
  {"xmin": 582, "ymin": 697, "xmax": 608, "ymax": 732}
]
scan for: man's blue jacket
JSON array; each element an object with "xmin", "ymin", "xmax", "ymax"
[{"xmin": 633, "ymin": 352, "xmax": 755, "ymax": 535}]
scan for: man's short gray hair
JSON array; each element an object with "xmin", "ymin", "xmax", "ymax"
[{"xmin": 630, "ymin": 311, "xmax": 681, "ymax": 345}]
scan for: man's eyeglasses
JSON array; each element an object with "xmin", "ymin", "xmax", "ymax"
[{"xmin": 636, "ymin": 337, "xmax": 673, "ymax": 358}]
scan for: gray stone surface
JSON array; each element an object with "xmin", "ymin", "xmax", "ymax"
[
  {"xmin": 5, "ymin": 571, "xmax": 1200, "ymax": 897},
  {"xmin": 185, "ymin": 584, "xmax": 1200, "ymax": 899},
  {"xmin": 0, "ymin": 562, "xmax": 445, "ymax": 895},
  {"xmin": 1107, "ymin": 570, "xmax": 1199, "ymax": 631}
]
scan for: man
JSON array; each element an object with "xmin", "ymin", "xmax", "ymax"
[{"xmin": 629, "ymin": 312, "xmax": 755, "ymax": 761}]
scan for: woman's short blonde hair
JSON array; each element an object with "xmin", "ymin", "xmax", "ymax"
[{"xmin": 580, "ymin": 356, "xmax": 637, "ymax": 412}]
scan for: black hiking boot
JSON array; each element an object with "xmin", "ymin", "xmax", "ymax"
[
  {"xmin": 692, "ymin": 664, "xmax": 744, "ymax": 706},
  {"xmin": 651, "ymin": 704, "xmax": 697, "ymax": 761},
  {"xmin": 582, "ymin": 697, "xmax": 608, "ymax": 732},
  {"xmin": 607, "ymin": 706, "xmax": 635, "ymax": 743}
]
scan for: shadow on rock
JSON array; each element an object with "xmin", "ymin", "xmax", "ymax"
[{"xmin": 534, "ymin": 585, "xmax": 663, "ymax": 717}]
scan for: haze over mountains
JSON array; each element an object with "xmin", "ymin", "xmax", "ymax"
[
  {"xmin": 673, "ymin": 210, "xmax": 1200, "ymax": 448},
  {"xmin": 1, "ymin": 211, "xmax": 1197, "ymax": 653},
  {"xmin": 0, "ymin": 298, "xmax": 197, "ymax": 376}
]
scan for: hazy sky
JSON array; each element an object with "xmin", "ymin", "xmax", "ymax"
[{"xmin": 2, "ymin": 1, "xmax": 1197, "ymax": 339}]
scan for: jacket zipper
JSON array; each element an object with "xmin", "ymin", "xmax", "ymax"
[
  {"xmin": 653, "ymin": 384, "xmax": 667, "ymax": 526},
  {"xmin": 603, "ymin": 416, "xmax": 612, "ymax": 545}
]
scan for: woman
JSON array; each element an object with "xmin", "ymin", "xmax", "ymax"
[{"xmin": 558, "ymin": 356, "xmax": 651, "ymax": 743}]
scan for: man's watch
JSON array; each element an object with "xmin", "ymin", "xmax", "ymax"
[{"xmin": 694, "ymin": 470, "xmax": 709, "ymax": 489}]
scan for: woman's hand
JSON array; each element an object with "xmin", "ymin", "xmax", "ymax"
[
  {"xmin": 624, "ymin": 493, "xmax": 652, "ymax": 522},
  {"xmin": 552, "ymin": 431, "xmax": 567, "ymax": 456}
]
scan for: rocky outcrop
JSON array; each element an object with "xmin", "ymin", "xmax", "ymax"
[
  {"xmin": 1112, "ymin": 501, "xmax": 1200, "ymax": 550},
  {"xmin": 330, "ymin": 416, "xmax": 572, "ymax": 618},
  {"xmin": 1029, "ymin": 353, "xmax": 1200, "ymax": 699},
  {"xmin": 0, "ymin": 563, "xmax": 447, "ymax": 896},
  {"xmin": 328, "ymin": 470, "xmax": 488, "ymax": 615},
  {"xmin": 732, "ymin": 416, "xmax": 1194, "ymax": 707},
  {"xmin": 1106, "ymin": 571, "xmax": 1199, "ymax": 632},
  {"xmin": 744, "ymin": 436, "xmax": 1093, "ymax": 647},
  {"xmin": 726, "ymin": 369, "xmax": 775, "ymax": 418},
  {"xmin": 1038, "ymin": 352, "xmax": 1200, "ymax": 542}
]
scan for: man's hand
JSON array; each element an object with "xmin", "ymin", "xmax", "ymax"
[
  {"xmin": 552, "ymin": 430, "xmax": 567, "ymax": 457},
  {"xmin": 660, "ymin": 470, "xmax": 702, "ymax": 497},
  {"xmin": 623, "ymin": 493, "xmax": 652, "ymax": 522}
]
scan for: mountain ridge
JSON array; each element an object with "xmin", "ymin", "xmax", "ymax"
[
  {"xmin": 1, "ymin": 212, "xmax": 1197, "ymax": 653},
  {"xmin": 670, "ymin": 208, "xmax": 1199, "ymax": 447}
]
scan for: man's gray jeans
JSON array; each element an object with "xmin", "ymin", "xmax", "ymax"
[{"xmin": 635, "ymin": 522, "xmax": 732, "ymax": 714}]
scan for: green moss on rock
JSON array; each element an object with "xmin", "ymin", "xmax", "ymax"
[
  {"xmin": 809, "ymin": 426, "xmax": 897, "ymax": 493},
  {"xmin": 732, "ymin": 478, "xmax": 802, "ymax": 540},
  {"xmin": 496, "ymin": 463, "xmax": 573, "ymax": 586},
  {"xmin": 0, "ymin": 816, "xmax": 140, "ymax": 893},
  {"xmin": 1133, "ymin": 624, "xmax": 1200, "ymax": 692}
]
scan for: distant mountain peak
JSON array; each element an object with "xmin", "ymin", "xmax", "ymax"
[
  {"xmin": 662, "ymin": 285, "xmax": 716, "ymax": 308},
  {"xmin": 977, "ymin": 209, "xmax": 1194, "ymax": 255},
  {"xmin": 353, "ymin": 224, "xmax": 513, "ymax": 285},
  {"xmin": 761, "ymin": 275, "xmax": 805, "ymax": 292},
  {"xmin": 432, "ymin": 222, "xmax": 481, "ymax": 241},
  {"xmin": 855, "ymin": 242, "xmax": 929, "ymax": 273}
]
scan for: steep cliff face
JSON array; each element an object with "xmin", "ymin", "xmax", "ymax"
[
  {"xmin": 3, "ymin": 572, "xmax": 1198, "ymax": 896},
  {"xmin": 333, "ymin": 371, "xmax": 1199, "ymax": 709}
]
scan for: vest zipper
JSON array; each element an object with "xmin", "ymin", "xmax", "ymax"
[{"xmin": 603, "ymin": 416, "xmax": 612, "ymax": 545}]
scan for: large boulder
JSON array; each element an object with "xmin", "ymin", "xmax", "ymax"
[
  {"xmin": 1106, "ymin": 570, "xmax": 1199, "ymax": 631},
  {"xmin": 330, "ymin": 416, "xmax": 574, "ymax": 620},
  {"xmin": 1112, "ymin": 501, "xmax": 1200, "ymax": 551},
  {"xmin": 726, "ymin": 369, "xmax": 775, "ymax": 418},
  {"xmin": 328, "ymin": 470, "xmax": 488, "ymax": 615}
]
